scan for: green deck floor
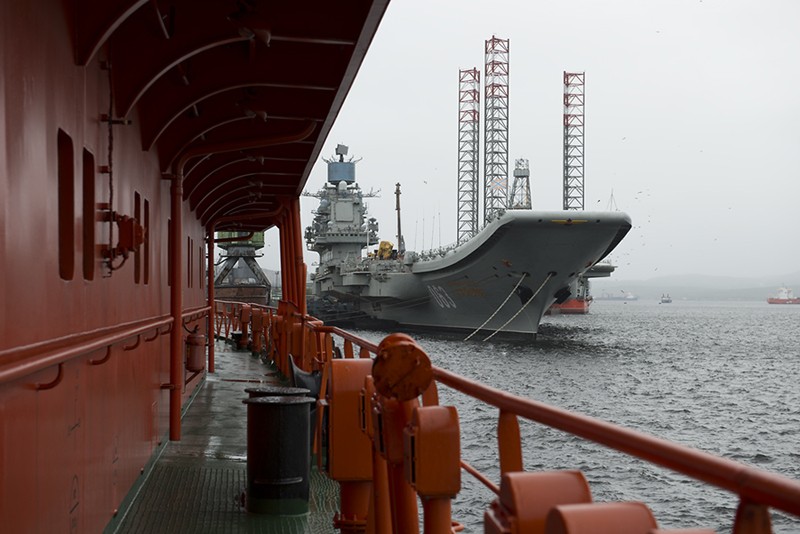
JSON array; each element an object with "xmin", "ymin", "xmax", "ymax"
[{"xmin": 109, "ymin": 341, "xmax": 339, "ymax": 534}]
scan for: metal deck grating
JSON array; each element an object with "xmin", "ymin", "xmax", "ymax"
[
  {"xmin": 115, "ymin": 459, "xmax": 339, "ymax": 534},
  {"xmin": 111, "ymin": 341, "xmax": 339, "ymax": 534}
]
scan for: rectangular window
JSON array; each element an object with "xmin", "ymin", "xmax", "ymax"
[
  {"xmin": 82, "ymin": 148, "xmax": 95, "ymax": 281},
  {"xmin": 134, "ymin": 192, "xmax": 141, "ymax": 284},
  {"xmin": 167, "ymin": 219, "xmax": 172, "ymax": 287},
  {"xmin": 187, "ymin": 236, "xmax": 193, "ymax": 288},
  {"xmin": 199, "ymin": 245, "xmax": 204, "ymax": 289},
  {"xmin": 58, "ymin": 129, "xmax": 75, "ymax": 281},
  {"xmin": 144, "ymin": 199, "xmax": 150, "ymax": 285}
]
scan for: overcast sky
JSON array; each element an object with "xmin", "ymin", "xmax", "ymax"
[{"xmin": 258, "ymin": 0, "xmax": 800, "ymax": 281}]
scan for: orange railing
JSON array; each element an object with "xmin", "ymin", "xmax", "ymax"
[
  {"xmin": 216, "ymin": 300, "xmax": 800, "ymax": 533},
  {"xmin": 0, "ymin": 306, "xmax": 210, "ymax": 388}
]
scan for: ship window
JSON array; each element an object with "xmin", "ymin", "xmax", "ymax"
[
  {"xmin": 143, "ymin": 199, "xmax": 150, "ymax": 285},
  {"xmin": 187, "ymin": 236, "xmax": 193, "ymax": 288},
  {"xmin": 82, "ymin": 148, "xmax": 95, "ymax": 281},
  {"xmin": 58, "ymin": 129, "xmax": 75, "ymax": 281},
  {"xmin": 167, "ymin": 219, "xmax": 172, "ymax": 287},
  {"xmin": 199, "ymin": 245, "xmax": 204, "ymax": 289},
  {"xmin": 134, "ymin": 192, "xmax": 141, "ymax": 284}
]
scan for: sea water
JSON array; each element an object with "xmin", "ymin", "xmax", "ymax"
[{"xmin": 352, "ymin": 299, "xmax": 800, "ymax": 532}]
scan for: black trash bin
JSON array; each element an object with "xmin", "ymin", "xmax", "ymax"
[
  {"xmin": 245, "ymin": 386, "xmax": 317, "ymax": 453},
  {"xmin": 244, "ymin": 386, "xmax": 310, "ymax": 398},
  {"xmin": 242, "ymin": 395, "xmax": 316, "ymax": 515}
]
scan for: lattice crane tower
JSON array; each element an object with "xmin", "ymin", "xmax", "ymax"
[
  {"xmin": 484, "ymin": 36, "xmax": 510, "ymax": 222},
  {"xmin": 563, "ymin": 71, "xmax": 585, "ymax": 210},
  {"xmin": 510, "ymin": 158, "xmax": 531, "ymax": 209},
  {"xmin": 457, "ymin": 68, "xmax": 480, "ymax": 243}
]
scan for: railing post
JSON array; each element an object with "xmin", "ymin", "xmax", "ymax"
[
  {"xmin": 251, "ymin": 308, "xmax": 263, "ymax": 355},
  {"xmin": 362, "ymin": 376, "xmax": 391, "ymax": 533},
  {"xmin": 324, "ymin": 359, "xmax": 374, "ymax": 533},
  {"xmin": 405, "ymin": 405, "xmax": 461, "ymax": 534},
  {"xmin": 374, "ymin": 398, "xmax": 419, "ymax": 534},
  {"xmin": 372, "ymin": 333, "xmax": 436, "ymax": 534},
  {"xmin": 239, "ymin": 304, "xmax": 251, "ymax": 350},
  {"xmin": 733, "ymin": 499, "xmax": 772, "ymax": 534},
  {"xmin": 498, "ymin": 410, "xmax": 523, "ymax": 474}
]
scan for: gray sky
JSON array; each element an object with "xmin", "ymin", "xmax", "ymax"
[{"xmin": 259, "ymin": 0, "xmax": 800, "ymax": 281}]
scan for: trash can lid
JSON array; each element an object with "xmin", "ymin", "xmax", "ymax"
[
  {"xmin": 244, "ymin": 386, "xmax": 311, "ymax": 396},
  {"xmin": 242, "ymin": 396, "xmax": 316, "ymax": 405}
]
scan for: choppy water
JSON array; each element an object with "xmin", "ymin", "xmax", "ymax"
[{"xmin": 353, "ymin": 299, "xmax": 800, "ymax": 532}]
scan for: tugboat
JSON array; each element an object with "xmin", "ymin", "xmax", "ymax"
[
  {"xmin": 305, "ymin": 145, "xmax": 633, "ymax": 339},
  {"xmin": 660, "ymin": 293, "xmax": 673, "ymax": 304},
  {"xmin": 767, "ymin": 286, "xmax": 800, "ymax": 304}
]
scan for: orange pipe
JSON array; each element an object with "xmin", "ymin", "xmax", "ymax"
[
  {"xmin": 207, "ymin": 231, "xmax": 215, "ymax": 373},
  {"xmin": 290, "ymin": 197, "xmax": 307, "ymax": 314},
  {"xmin": 169, "ymin": 175, "xmax": 183, "ymax": 441},
  {"xmin": 281, "ymin": 209, "xmax": 292, "ymax": 304},
  {"xmin": 338, "ymin": 481, "xmax": 372, "ymax": 534},
  {"xmin": 421, "ymin": 498, "xmax": 452, "ymax": 534},
  {"xmin": 286, "ymin": 207, "xmax": 299, "ymax": 305},
  {"xmin": 381, "ymin": 398, "xmax": 420, "ymax": 534}
]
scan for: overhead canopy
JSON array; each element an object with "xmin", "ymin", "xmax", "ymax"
[{"xmin": 75, "ymin": 0, "xmax": 388, "ymax": 231}]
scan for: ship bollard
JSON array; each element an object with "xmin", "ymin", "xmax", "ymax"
[{"xmin": 242, "ymin": 395, "xmax": 315, "ymax": 515}]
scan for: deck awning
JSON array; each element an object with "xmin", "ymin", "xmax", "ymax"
[{"xmin": 75, "ymin": 0, "xmax": 389, "ymax": 231}]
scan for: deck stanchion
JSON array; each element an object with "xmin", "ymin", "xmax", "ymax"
[
  {"xmin": 325, "ymin": 359, "xmax": 374, "ymax": 533},
  {"xmin": 207, "ymin": 231, "xmax": 215, "ymax": 372},
  {"xmin": 371, "ymin": 333, "xmax": 436, "ymax": 534},
  {"xmin": 168, "ymin": 174, "xmax": 183, "ymax": 441},
  {"xmin": 363, "ymin": 376, "xmax": 392, "ymax": 533}
]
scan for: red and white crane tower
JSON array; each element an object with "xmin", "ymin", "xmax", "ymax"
[
  {"xmin": 563, "ymin": 71, "xmax": 585, "ymax": 210},
  {"xmin": 457, "ymin": 68, "xmax": 480, "ymax": 244},
  {"xmin": 483, "ymin": 36, "xmax": 510, "ymax": 222}
]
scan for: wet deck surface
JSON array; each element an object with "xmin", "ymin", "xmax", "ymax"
[{"xmin": 111, "ymin": 340, "xmax": 338, "ymax": 534}]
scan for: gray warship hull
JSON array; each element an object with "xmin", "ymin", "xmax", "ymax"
[{"xmin": 311, "ymin": 209, "xmax": 631, "ymax": 338}]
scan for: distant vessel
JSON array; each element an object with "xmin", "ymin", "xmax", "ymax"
[
  {"xmin": 767, "ymin": 286, "xmax": 800, "ymax": 304},
  {"xmin": 660, "ymin": 294, "xmax": 673, "ymax": 304},
  {"xmin": 305, "ymin": 146, "xmax": 632, "ymax": 338},
  {"xmin": 546, "ymin": 263, "xmax": 617, "ymax": 315},
  {"xmin": 595, "ymin": 290, "xmax": 638, "ymax": 301}
]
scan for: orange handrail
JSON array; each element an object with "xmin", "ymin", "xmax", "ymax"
[
  {"xmin": 216, "ymin": 300, "xmax": 800, "ymax": 531},
  {"xmin": 432, "ymin": 366, "xmax": 800, "ymax": 518},
  {"xmin": 0, "ymin": 314, "xmax": 172, "ymax": 385}
]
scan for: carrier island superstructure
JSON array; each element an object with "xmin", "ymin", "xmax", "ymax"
[{"xmin": 305, "ymin": 146, "xmax": 631, "ymax": 339}]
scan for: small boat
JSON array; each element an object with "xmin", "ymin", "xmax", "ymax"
[
  {"xmin": 660, "ymin": 294, "xmax": 672, "ymax": 304},
  {"xmin": 767, "ymin": 286, "xmax": 800, "ymax": 304}
]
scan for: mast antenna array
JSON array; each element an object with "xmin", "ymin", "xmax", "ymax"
[
  {"xmin": 563, "ymin": 71, "xmax": 585, "ymax": 210},
  {"xmin": 457, "ymin": 68, "xmax": 481, "ymax": 244}
]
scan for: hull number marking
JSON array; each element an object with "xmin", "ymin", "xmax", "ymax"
[{"xmin": 427, "ymin": 285, "xmax": 456, "ymax": 309}]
